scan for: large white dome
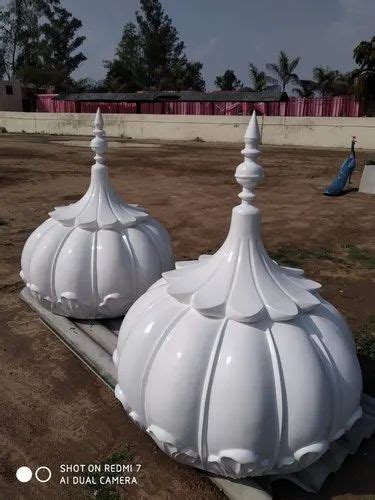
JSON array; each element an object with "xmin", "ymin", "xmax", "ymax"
[
  {"xmin": 114, "ymin": 112, "xmax": 363, "ymax": 478},
  {"xmin": 20, "ymin": 109, "xmax": 174, "ymax": 319}
]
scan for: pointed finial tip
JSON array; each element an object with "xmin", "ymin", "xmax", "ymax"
[
  {"xmin": 244, "ymin": 111, "xmax": 260, "ymax": 141},
  {"xmin": 94, "ymin": 107, "xmax": 104, "ymax": 129},
  {"xmin": 91, "ymin": 107, "xmax": 107, "ymax": 161}
]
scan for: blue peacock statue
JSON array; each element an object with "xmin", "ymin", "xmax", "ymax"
[{"xmin": 324, "ymin": 137, "xmax": 357, "ymax": 196}]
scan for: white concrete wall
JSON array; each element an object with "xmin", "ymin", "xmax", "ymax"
[
  {"xmin": 0, "ymin": 111, "xmax": 374, "ymax": 149},
  {"xmin": 262, "ymin": 116, "xmax": 374, "ymax": 149},
  {"xmin": 0, "ymin": 80, "xmax": 23, "ymax": 111}
]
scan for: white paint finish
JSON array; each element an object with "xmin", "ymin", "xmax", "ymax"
[
  {"xmin": 20, "ymin": 109, "xmax": 174, "ymax": 318},
  {"xmin": 117, "ymin": 295, "xmax": 187, "ymax": 423},
  {"xmin": 115, "ymin": 281, "xmax": 362, "ymax": 477},
  {"xmin": 115, "ymin": 113, "xmax": 363, "ymax": 478},
  {"xmin": 206, "ymin": 320, "xmax": 278, "ymax": 458},
  {"xmin": 53, "ymin": 227, "xmax": 94, "ymax": 300},
  {"xmin": 1, "ymin": 111, "xmax": 375, "ymax": 149},
  {"xmin": 20, "ymin": 218, "xmax": 56, "ymax": 284},
  {"xmin": 359, "ymin": 165, "xmax": 375, "ymax": 194},
  {"xmin": 95, "ymin": 229, "xmax": 134, "ymax": 303},
  {"xmin": 145, "ymin": 310, "xmax": 222, "ymax": 452}
]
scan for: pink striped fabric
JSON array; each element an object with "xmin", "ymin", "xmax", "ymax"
[{"xmin": 35, "ymin": 94, "xmax": 364, "ymax": 117}]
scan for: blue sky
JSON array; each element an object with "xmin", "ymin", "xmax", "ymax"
[{"xmin": 7, "ymin": 0, "xmax": 375, "ymax": 89}]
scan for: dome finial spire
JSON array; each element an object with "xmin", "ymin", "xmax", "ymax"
[
  {"xmin": 49, "ymin": 107, "xmax": 150, "ymax": 229},
  {"xmin": 90, "ymin": 107, "xmax": 107, "ymax": 166},
  {"xmin": 235, "ymin": 111, "xmax": 264, "ymax": 206}
]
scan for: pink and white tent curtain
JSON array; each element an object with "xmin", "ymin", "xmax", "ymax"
[{"xmin": 35, "ymin": 94, "xmax": 364, "ymax": 117}]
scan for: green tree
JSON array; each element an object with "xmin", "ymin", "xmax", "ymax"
[
  {"xmin": 38, "ymin": 4, "xmax": 86, "ymax": 89},
  {"xmin": 215, "ymin": 69, "xmax": 242, "ymax": 91},
  {"xmin": 105, "ymin": 0, "xmax": 205, "ymax": 91},
  {"xmin": 354, "ymin": 36, "xmax": 375, "ymax": 71},
  {"xmin": 333, "ymin": 72, "xmax": 355, "ymax": 96},
  {"xmin": 266, "ymin": 50, "xmax": 300, "ymax": 93},
  {"xmin": 135, "ymin": 0, "xmax": 183, "ymax": 88},
  {"xmin": 170, "ymin": 58, "xmax": 205, "ymax": 91},
  {"xmin": 248, "ymin": 63, "xmax": 268, "ymax": 92},
  {"xmin": 14, "ymin": 0, "xmax": 53, "ymax": 72},
  {"xmin": 104, "ymin": 23, "xmax": 145, "ymax": 91},
  {"xmin": 292, "ymin": 79, "xmax": 316, "ymax": 98},
  {"xmin": 312, "ymin": 67, "xmax": 354, "ymax": 97},
  {"xmin": 68, "ymin": 77, "xmax": 106, "ymax": 93},
  {"xmin": 0, "ymin": 0, "xmax": 86, "ymax": 89},
  {"xmin": 312, "ymin": 66, "xmax": 340, "ymax": 97},
  {"xmin": 0, "ymin": 47, "xmax": 6, "ymax": 78},
  {"xmin": 353, "ymin": 36, "xmax": 375, "ymax": 103},
  {"xmin": 0, "ymin": 0, "xmax": 42, "ymax": 79}
]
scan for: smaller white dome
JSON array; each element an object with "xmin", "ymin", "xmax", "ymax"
[{"xmin": 20, "ymin": 109, "xmax": 174, "ymax": 318}]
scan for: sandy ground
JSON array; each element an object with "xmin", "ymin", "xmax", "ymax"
[{"xmin": 0, "ymin": 133, "xmax": 374, "ymax": 500}]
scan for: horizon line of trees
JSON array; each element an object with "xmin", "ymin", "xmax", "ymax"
[
  {"xmin": 214, "ymin": 48, "xmax": 374, "ymax": 101},
  {"xmin": 1, "ymin": 0, "xmax": 374, "ymax": 103}
]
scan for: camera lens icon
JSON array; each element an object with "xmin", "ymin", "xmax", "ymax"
[
  {"xmin": 16, "ymin": 466, "xmax": 52, "ymax": 483},
  {"xmin": 35, "ymin": 466, "xmax": 52, "ymax": 483},
  {"xmin": 16, "ymin": 467, "xmax": 32, "ymax": 483}
]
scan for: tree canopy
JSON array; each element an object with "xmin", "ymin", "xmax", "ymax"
[
  {"xmin": 0, "ymin": 0, "xmax": 86, "ymax": 90},
  {"xmin": 248, "ymin": 63, "xmax": 268, "ymax": 92},
  {"xmin": 214, "ymin": 69, "xmax": 242, "ymax": 91},
  {"xmin": 0, "ymin": 0, "xmax": 372, "ymax": 102},
  {"xmin": 352, "ymin": 36, "xmax": 375, "ymax": 103},
  {"xmin": 312, "ymin": 66, "xmax": 340, "ymax": 97},
  {"xmin": 292, "ymin": 79, "xmax": 316, "ymax": 98},
  {"xmin": 354, "ymin": 36, "xmax": 375, "ymax": 70},
  {"xmin": 310, "ymin": 67, "xmax": 352, "ymax": 97},
  {"xmin": 104, "ymin": 0, "xmax": 205, "ymax": 91},
  {"xmin": 266, "ymin": 50, "xmax": 300, "ymax": 93}
]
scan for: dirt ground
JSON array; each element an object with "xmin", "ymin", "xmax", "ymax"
[{"xmin": 0, "ymin": 133, "xmax": 374, "ymax": 500}]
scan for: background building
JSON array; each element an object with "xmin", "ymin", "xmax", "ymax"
[{"xmin": 0, "ymin": 80, "xmax": 23, "ymax": 111}]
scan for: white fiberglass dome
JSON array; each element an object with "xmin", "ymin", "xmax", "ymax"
[
  {"xmin": 20, "ymin": 109, "xmax": 174, "ymax": 319},
  {"xmin": 114, "ymin": 112, "xmax": 362, "ymax": 478}
]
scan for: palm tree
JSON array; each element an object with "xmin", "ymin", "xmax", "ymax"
[
  {"xmin": 353, "ymin": 36, "xmax": 375, "ymax": 71},
  {"xmin": 248, "ymin": 63, "xmax": 268, "ymax": 92},
  {"xmin": 313, "ymin": 67, "xmax": 336, "ymax": 96},
  {"xmin": 293, "ymin": 79, "xmax": 316, "ymax": 98},
  {"xmin": 266, "ymin": 51, "xmax": 300, "ymax": 93},
  {"xmin": 312, "ymin": 66, "xmax": 340, "ymax": 97},
  {"xmin": 313, "ymin": 67, "xmax": 355, "ymax": 97},
  {"xmin": 334, "ymin": 72, "xmax": 355, "ymax": 96},
  {"xmin": 353, "ymin": 36, "xmax": 375, "ymax": 104}
]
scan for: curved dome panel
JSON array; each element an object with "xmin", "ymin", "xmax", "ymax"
[
  {"xmin": 115, "ymin": 282, "xmax": 362, "ymax": 477},
  {"xmin": 20, "ymin": 218, "xmax": 56, "ymax": 285}
]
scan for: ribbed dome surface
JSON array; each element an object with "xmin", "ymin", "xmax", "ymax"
[
  {"xmin": 21, "ymin": 217, "xmax": 172, "ymax": 318},
  {"xmin": 115, "ymin": 279, "xmax": 361, "ymax": 477},
  {"xmin": 114, "ymin": 112, "xmax": 362, "ymax": 478},
  {"xmin": 20, "ymin": 109, "xmax": 174, "ymax": 319}
]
